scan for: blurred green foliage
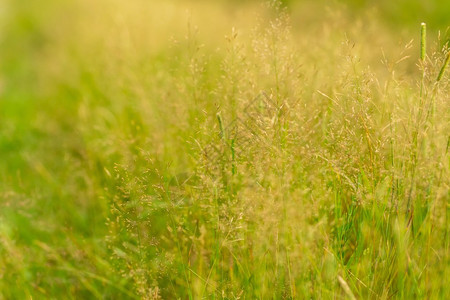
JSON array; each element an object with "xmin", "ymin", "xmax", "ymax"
[{"xmin": 279, "ymin": 0, "xmax": 450, "ymax": 28}]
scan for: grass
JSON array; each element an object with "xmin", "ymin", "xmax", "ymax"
[{"xmin": 0, "ymin": 0, "xmax": 449, "ymax": 299}]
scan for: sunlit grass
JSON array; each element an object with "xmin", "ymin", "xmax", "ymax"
[{"xmin": 0, "ymin": 0, "xmax": 449, "ymax": 299}]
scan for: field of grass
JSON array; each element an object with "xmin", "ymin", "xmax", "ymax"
[{"xmin": 0, "ymin": 0, "xmax": 449, "ymax": 298}]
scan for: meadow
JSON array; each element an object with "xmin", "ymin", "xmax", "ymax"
[{"xmin": 0, "ymin": 0, "xmax": 449, "ymax": 298}]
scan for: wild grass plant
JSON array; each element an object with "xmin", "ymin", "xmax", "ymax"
[{"xmin": 0, "ymin": 0, "xmax": 449, "ymax": 299}]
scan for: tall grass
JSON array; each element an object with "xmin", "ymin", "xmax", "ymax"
[{"xmin": 0, "ymin": 0, "xmax": 449, "ymax": 299}]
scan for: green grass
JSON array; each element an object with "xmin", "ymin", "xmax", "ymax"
[{"xmin": 0, "ymin": 0, "xmax": 449, "ymax": 299}]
